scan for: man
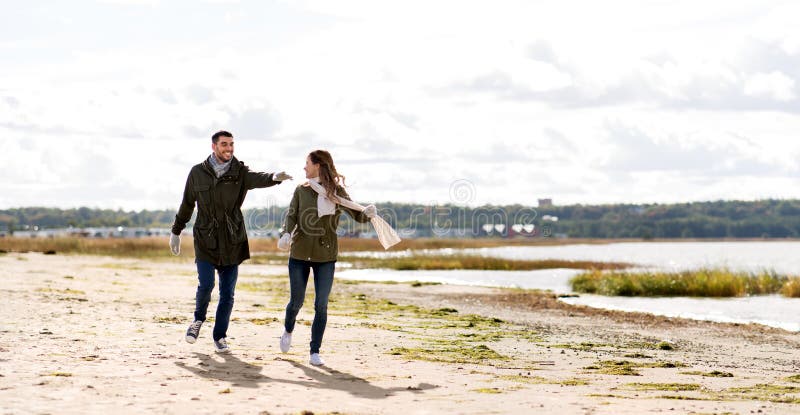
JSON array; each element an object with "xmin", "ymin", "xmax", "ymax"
[{"xmin": 170, "ymin": 130, "xmax": 292, "ymax": 353}]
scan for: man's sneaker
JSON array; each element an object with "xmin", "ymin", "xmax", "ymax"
[
  {"xmin": 309, "ymin": 353, "xmax": 325, "ymax": 366},
  {"xmin": 214, "ymin": 338, "xmax": 230, "ymax": 353},
  {"xmin": 280, "ymin": 331, "xmax": 292, "ymax": 353},
  {"xmin": 185, "ymin": 320, "xmax": 203, "ymax": 344}
]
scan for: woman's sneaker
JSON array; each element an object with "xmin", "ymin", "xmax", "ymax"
[
  {"xmin": 214, "ymin": 338, "xmax": 230, "ymax": 353},
  {"xmin": 309, "ymin": 353, "xmax": 325, "ymax": 366},
  {"xmin": 185, "ymin": 320, "xmax": 203, "ymax": 344},
  {"xmin": 280, "ymin": 331, "xmax": 292, "ymax": 353}
]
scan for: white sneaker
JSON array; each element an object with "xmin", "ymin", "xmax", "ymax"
[
  {"xmin": 280, "ymin": 331, "xmax": 292, "ymax": 353},
  {"xmin": 185, "ymin": 320, "xmax": 203, "ymax": 344},
  {"xmin": 214, "ymin": 338, "xmax": 230, "ymax": 353},
  {"xmin": 309, "ymin": 353, "xmax": 325, "ymax": 366}
]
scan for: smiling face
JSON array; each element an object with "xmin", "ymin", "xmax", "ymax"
[
  {"xmin": 304, "ymin": 155, "xmax": 320, "ymax": 179},
  {"xmin": 212, "ymin": 136, "xmax": 234, "ymax": 162}
]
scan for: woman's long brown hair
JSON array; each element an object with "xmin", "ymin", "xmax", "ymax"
[{"xmin": 309, "ymin": 150, "xmax": 346, "ymax": 202}]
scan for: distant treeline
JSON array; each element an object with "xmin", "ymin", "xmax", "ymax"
[{"xmin": 3, "ymin": 199, "xmax": 800, "ymax": 238}]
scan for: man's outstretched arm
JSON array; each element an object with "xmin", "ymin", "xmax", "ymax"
[{"xmin": 244, "ymin": 168, "xmax": 292, "ymax": 190}]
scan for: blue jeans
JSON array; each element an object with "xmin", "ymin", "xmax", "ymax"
[
  {"xmin": 194, "ymin": 260, "xmax": 239, "ymax": 341},
  {"xmin": 284, "ymin": 257, "xmax": 336, "ymax": 354}
]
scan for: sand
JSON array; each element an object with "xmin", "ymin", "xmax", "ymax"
[{"xmin": 1, "ymin": 252, "xmax": 799, "ymax": 414}]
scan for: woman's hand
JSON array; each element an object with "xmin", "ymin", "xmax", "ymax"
[
  {"xmin": 363, "ymin": 204, "xmax": 377, "ymax": 218},
  {"xmin": 277, "ymin": 232, "xmax": 292, "ymax": 251}
]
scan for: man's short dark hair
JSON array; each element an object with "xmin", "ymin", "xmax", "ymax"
[{"xmin": 212, "ymin": 130, "xmax": 233, "ymax": 144}]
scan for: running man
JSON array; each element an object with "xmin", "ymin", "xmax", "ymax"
[{"xmin": 170, "ymin": 130, "xmax": 292, "ymax": 353}]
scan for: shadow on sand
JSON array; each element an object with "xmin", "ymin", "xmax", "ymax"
[{"xmin": 174, "ymin": 353, "xmax": 437, "ymax": 399}]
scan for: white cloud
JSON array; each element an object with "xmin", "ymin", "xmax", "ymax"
[
  {"xmin": 743, "ymin": 71, "xmax": 796, "ymax": 101},
  {"xmin": 1, "ymin": 0, "xmax": 800, "ymax": 210}
]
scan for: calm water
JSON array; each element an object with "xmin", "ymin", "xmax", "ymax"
[
  {"xmin": 560, "ymin": 294, "xmax": 800, "ymax": 332},
  {"xmin": 337, "ymin": 242, "xmax": 800, "ymax": 331},
  {"xmin": 347, "ymin": 241, "xmax": 800, "ymax": 273}
]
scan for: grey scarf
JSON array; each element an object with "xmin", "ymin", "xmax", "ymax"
[{"xmin": 208, "ymin": 154, "xmax": 231, "ymax": 178}]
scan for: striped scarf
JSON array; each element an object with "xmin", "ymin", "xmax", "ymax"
[{"xmin": 208, "ymin": 154, "xmax": 231, "ymax": 178}]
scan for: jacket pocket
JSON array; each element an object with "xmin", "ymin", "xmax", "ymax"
[
  {"xmin": 223, "ymin": 211, "xmax": 247, "ymax": 244},
  {"xmin": 194, "ymin": 184, "xmax": 211, "ymax": 205},
  {"xmin": 193, "ymin": 225, "xmax": 217, "ymax": 250},
  {"xmin": 290, "ymin": 232, "xmax": 313, "ymax": 260},
  {"xmin": 230, "ymin": 217, "xmax": 247, "ymax": 244}
]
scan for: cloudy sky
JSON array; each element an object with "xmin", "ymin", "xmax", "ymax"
[{"xmin": 2, "ymin": 0, "xmax": 799, "ymax": 210}]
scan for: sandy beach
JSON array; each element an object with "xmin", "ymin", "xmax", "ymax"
[{"xmin": 1, "ymin": 252, "xmax": 799, "ymax": 414}]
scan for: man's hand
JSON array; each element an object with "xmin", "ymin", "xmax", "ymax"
[
  {"xmin": 363, "ymin": 204, "xmax": 377, "ymax": 218},
  {"xmin": 274, "ymin": 171, "xmax": 293, "ymax": 181},
  {"xmin": 169, "ymin": 233, "xmax": 181, "ymax": 255}
]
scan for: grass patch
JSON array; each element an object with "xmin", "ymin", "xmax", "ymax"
[
  {"xmin": 781, "ymin": 277, "xmax": 800, "ymax": 297},
  {"xmin": 655, "ymin": 341, "xmax": 674, "ymax": 350},
  {"xmin": 622, "ymin": 341, "xmax": 676, "ymax": 350},
  {"xmin": 153, "ymin": 316, "xmax": 187, "ymax": 324},
  {"xmin": 340, "ymin": 293, "xmax": 504, "ymax": 329},
  {"xmin": 338, "ymin": 254, "xmax": 630, "ymax": 271},
  {"xmin": 36, "ymin": 287, "xmax": 85, "ymax": 295},
  {"xmin": 239, "ymin": 278, "xmax": 537, "ymax": 367},
  {"xmin": 493, "ymin": 373, "xmax": 590, "ymax": 386},
  {"xmin": 247, "ymin": 318, "xmax": 278, "ymax": 325},
  {"xmin": 334, "ymin": 279, "xmax": 442, "ymax": 287},
  {"xmin": 359, "ymin": 322, "xmax": 404, "ymax": 331},
  {"xmin": 649, "ymin": 361, "xmax": 687, "ymax": 368},
  {"xmin": 0, "ymin": 237, "xmax": 184, "ymax": 259},
  {"xmin": 654, "ymin": 394, "xmax": 708, "ymax": 400},
  {"xmin": 411, "ymin": 281, "xmax": 442, "ymax": 287},
  {"xmin": 785, "ymin": 374, "xmax": 800, "ymax": 383},
  {"xmin": 337, "ymin": 279, "xmax": 400, "ymax": 285},
  {"xmin": 388, "ymin": 344, "xmax": 508, "ymax": 364},
  {"xmin": 237, "ymin": 279, "xmax": 290, "ymax": 304},
  {"xmin": 496, "ymin": 374, "xmax": 548, "ymax": 384},
  {"xmin": 331, "ymin": 237, "xmax": 617, "ymax": 251},
  {"xmin": 586, "ymin": 393, "xmax": 631, "ymax": 399},
  {"xmin": 472, "ymin": 387, "xmax": 503, "ymax": 394},
  {"xmin": 623, "ymin": 382, "xmax": 701, "ymax": 391},
  {"xmin": 0, "ymin": 236, "xmax": 616, "ymax": 260},
  {"xmin": 584, "ymin": 360, "xmax": 641, "ymax": 376},
  {"xmin": 590, "ymin": 363, "xmax": 640, "ymax": 376},
  {"xmin": 584, "ymin": 360, "xmax": 687, "ymax": 376},
  {"xmin": 680, "ymin": 370, "xmax": 733, "ymax": 378},
  {"xmin": 720, "ymin": 383, "xmax": 800, "ymax": 404},
  {"xmin": 560, "ymin": 378, "xmax": 591, "ymax": 386},
  {"xmin": 458, "ymin": 332, "xmax": 505, "ymax": 342},
  {"xmin": 238, "ymin": 279, "xmax": 524, "ymax": 347},
  {"xmin": 623, "ymin": 353, "xmax": 653, "ymax": 359},
  {"xmin": 570, "ymin": 268, "xmax": 790, "ymax": 297},
  {"xmin": 551, "ymin": 342, "xmax": 608, "ymax": 351}
]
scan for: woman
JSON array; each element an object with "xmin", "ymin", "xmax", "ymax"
[{"xmin": 278, "ymin": 150, "xmax": 377, "ymax": 366}]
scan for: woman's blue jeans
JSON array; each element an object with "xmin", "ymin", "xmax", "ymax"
[{"xmin": 284, "ymin": 257, "xmax": 336, "ymax": 354}]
